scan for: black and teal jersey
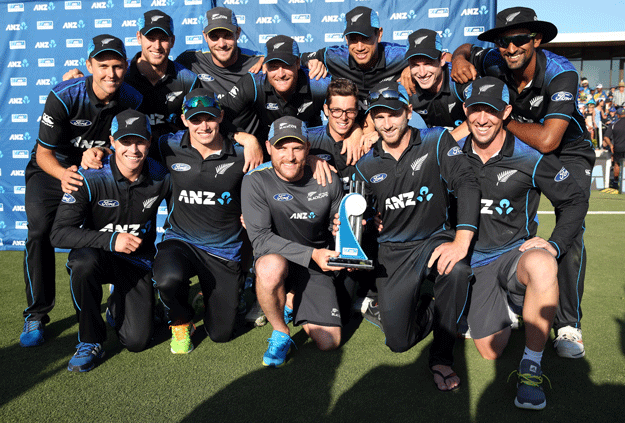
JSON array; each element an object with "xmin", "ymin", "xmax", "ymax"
[
  {"xmin": 158, "ymin": 131, "xmax": 246, "ymax": 262},
  {"xmin": 50, "ymin": 155, "xmax": 171, "ymax": 270},
  {"xmin": 34, "ymin": 76, "xmax": 142, "ymax": 168},
  {"xmin": 458, "ymin": 131, "xmax": 588, "ymax": 267},
  {"xmin": 354, "ymin": 127, "xmax": 480, "ymax": 244}
]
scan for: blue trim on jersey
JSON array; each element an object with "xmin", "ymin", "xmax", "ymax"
[
  {"xmin": 251, "ymin": 72, "xmax": 258, "ymax": 103},
  {"xmin": 549, "ymin": 240, "xmax": 561, "ymax": 259},
  {"xmin": 66, "ymin": 261, "xmax": 81, "ymax": 312},
  {"xmin": 78, "ymin": 170, "xmax": 92, "ymax": 201},
  {"xmin": 456, "ymin": 271, "xmax": 474, "ymax": 324},
  {"xmin": 163, "ymin": 202, "xmax": 175, "ymax": 235},
  {"xmin": 37, "ymin": 138, "xmax": 56, "ymax": 148},
  {"xmin": 545, "ymin": 112, "xmax": 573, "ymax": 121},
  {"xmin": 109, "ymin": 232, "xmax": 118, "ymax": 252},
  {"xmin": 246, "ymin": 161, "xmax": 273, "ymax": 175},
  {"xmin": 457, "ymin": 223, "xmax": 477, "ymax": 230},
  {"xmin": 52, "ymin": 90, "xmax": 70, "ymax": 116}
]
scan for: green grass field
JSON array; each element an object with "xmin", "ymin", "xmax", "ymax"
[{"xmin": 1, "ymin": 191, "xmax": 625, "ymax": 422}]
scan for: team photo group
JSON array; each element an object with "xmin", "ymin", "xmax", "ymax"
[{"xmin": 17, "ymin": 3, "xmax": 593, "ymax": 411}]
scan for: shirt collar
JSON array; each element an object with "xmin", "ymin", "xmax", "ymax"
[
  {"xmin": 463, "ymin": 129, "xmax": 516, "ymax": 157},
  {"xmin": 85, "ymin": 76, "xmax": 118, "ymax": 108},
  {"xmin": 110, "ymin": 154, "xmax": 148, "ymax": 185},
  {"xmin": 180, "ymin": 130, "xmax": 236, "ymax": 158}
]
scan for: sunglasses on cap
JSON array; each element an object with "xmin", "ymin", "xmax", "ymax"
[
  {"xmin": 182, "ymin": 95, "xmax": 221, "ymax": 114},
  {"xmin": 494, "ymin": 33, "xmax": 537, "ymax": 48},
  {"xmin": 368, "ymin": 90, "xmax": 408, "ymax": 103}
]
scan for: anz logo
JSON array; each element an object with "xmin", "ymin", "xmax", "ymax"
[
  {"xmin": 290, "ymin": 212, "xmax": 316, "ymax": 220},
  {"xmin": 385, "ymin": 187, "xmax": 433, "ymax": 210},
  {"xmin": 217, "ymin": 192, "xmax": 232, "ymax": 205},
  {"xmin": 100, "ymin": 223, "xmax": 141, "ymax": 235},
  {"xmin": 177, "ymin": 190, "xmax": 229, "ymax": 205},
  {"xmin": 481, "ymin": 199, "xmax": 514, "ymax": 215}
]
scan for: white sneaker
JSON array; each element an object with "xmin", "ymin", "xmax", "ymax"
[{"xmin": 554, "ymin": 326, "xmax": 585, "ymax": 358}]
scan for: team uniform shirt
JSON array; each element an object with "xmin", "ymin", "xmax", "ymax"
[
  {"xmin": 354, "ymin": 127, "xmax": 480, "ymax": 244},
  {"xmin": 124, "ymin": 53, "xmax": 199, "ymax": 142},
  {"xmin": 468, "ymin": 47, "xmax": 592, "ymax": 153},
  {"xmin": 308, "ymin": 124, "xmax": 355, "ymax": 180},
  {"xmin": 302, "ymin": 42, "xmax": 407, "ymax": 111},
  {"xmin": 34, "ymin": 76, "xmax": 143, "ymax": 168},
  {"xmin": 158, "ymin": 131, "xmax": 246, "ymax": 262},
  {"xmin": 50, "ymin": 155, "xmax": 171, "ymax": 270},
  {"xmin": 409, "ymin": 63, "xmax": 468, "ymax": 129},
  {"xmin": 175, "ymin": 47, "xmax": 261, "ymax": 101},
  {"xmin": 605, "ymin": 118, "xmax": 625, "ymax": 153},
  {"xmin": 241, "ymin": 165, "xmax": 343, "ymax": 268},
  {"xmin": 220, "ymin": 68, "xmax": 330, "ymax": 143},
  {"xmin": 458, "ymin": 131, "xmax": 588, "ymax": 267}
]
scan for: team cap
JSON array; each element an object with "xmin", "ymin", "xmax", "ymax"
[
  {"xmin": 463, "ymin": 77, "xmax": 510, "ymax": 111},
  {"xmin": 88, "ymin": 34, "xmax": 126, "ymax": 59},
  {"xmin": 343, "ymin": 7, "xmax": 380, "ymax": 38},
  {"xmin": 269, "ymin": 116, "xmax": 308, "ymax": 145},
  {"xmin": 111, "ymin": 110, "xmax": 151, "ymax": 141}
]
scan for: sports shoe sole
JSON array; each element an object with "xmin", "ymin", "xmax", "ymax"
[
  {"xmin": 514, "ymin": 397, "xmax": 546, "ymax": 410},
  {"xmin": 262, "ymin": 347, "xmax": 291, "ymax": 368},
  {"xmin": 68, "ymin": 351, "xmax": 105, "ymax": 372}
]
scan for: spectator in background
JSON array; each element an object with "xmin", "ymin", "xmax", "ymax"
[
  {"xmin": 603, "ymin": 108, "xmax": 625, "ymax": 188},
  {"xmin": 606, "ymin": 107, "xmax": 618, "ymax": 127},
  {"xmin": 580, "ymin": 77, "xmax": 591, "ymax": 99},
  {"xmin": 613, "ymin": 80, "xmax": 625, "ymax": 107},
  {"xmin": 585, "ymin": 100, "xmax": 597, "ymax": 144},
  {"xmin": 593, "ymin": 83, "xmax": 607, "ymax": 102}
]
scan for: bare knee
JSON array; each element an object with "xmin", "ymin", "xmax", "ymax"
[
  {"xmin": 304, "ymin": 324, "xmax": 341, "ymax": 351},
  {"xmin": 518, "ymin": 249, "xmax": 558, "ymax": 291},
  {"xmin": 473, "ymin": 328, "xmax": 510, "ymax": 360},
  {"xmin": 255, "ymin": 254, "xmax": 288, "ymax": 290}
]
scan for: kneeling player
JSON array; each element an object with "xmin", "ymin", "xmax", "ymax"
[{"xmin": 50, "ymin": 111, "xmax": 170, "ymax": 372}]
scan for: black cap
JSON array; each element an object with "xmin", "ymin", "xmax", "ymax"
[
  {"xmin": 182, "ymin": 88, "xmax": 222, "ymax": 120},
  {"xmin": 405, "ymin": 29, "xmax": 443, "ymax": 60},
  {"xmin": 111, "ymin": 110, "xmax": 151, "ymax": 141},
  {"xmin": 343, "ymin": 6, "xmax": 380, "ymax": 38},
  {"xmin": 478, "ymin": 7, "xmax": 558, "ymax": 44},
  {"xmin": 204, "ymin": 7, "xmax": 238, "ymax": 34},
  {"xmin": 87, "ymin": 34, "xmax": 126, "ymax": 59},
  {"xmin": 268, "ymin": 116, "xmax": 308, "ymax": 145},
  {"xmin": 463, "ymin": 77, "xmax": 510, "ymax": 111},
  {"xmin": 366, "ymin": 81, "xmax": 410, "ymax": 113},
  {"xmin": 264, "ymin": 35, "xmax": 300, "ymax": 66},
  {"xmin": 140, "ymin": 10, "xmax": 174, "ymax": 37}
]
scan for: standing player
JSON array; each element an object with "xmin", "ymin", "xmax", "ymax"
[
  {"xmin": 241, "ymin": 117, "xmax": 345, "ymax": 367},
  {"xmin": 19, "ymin": 35, "xmax": 142, "ymax": 347},
  {"xmin": 153, "ymin": 89, "xmax": 247, "ymax": 353},
  {"xmin": 354, "ymin": 83, "xmax": 480, "ymax": 391},
  {"xmin": 50, "ymin": 110, "xmax": 170, "ymax": 372},
  {"xmin": 459, "ymin": 77, "xmax": 587, "ymax": 409},
  {"xmin": 175, "ymin": 6, "xmax": 263, "ymax": 101},
  {"xmin": 221, "ymin": 36, "xmax": 330, "ymax": 149},
  {"xmin": 603, "ymin": 108, "xmax": 625, "ymax": 188},
  {"xmin": 451, "ymin": 7, "xmax": 595, "ymax": 358},
  {"xmin": 301, "ymin": 6, "xmax": 407, "ymax": 118},
  {"xmin": 403, "ymin": 29, "xmax": 469, "ymax": 138}
]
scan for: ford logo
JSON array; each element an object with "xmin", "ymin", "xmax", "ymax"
[
  {"xmin": 447, "ymin": 146, "xmax": 462, "ymax": 156},
  {"xmin": 62, "ymin": 193, "xmax": 76, "ymax": 203},
  {"xmin": 98, "ymin": 199, "xmax": 119, "ymax": 207},
  {"xmin": 371, "ymin": 173, "xmax": 387, "ymax": 183},
  {"xmin": 273, "ymin": 193, "xmax": 293, "ymax": 201},
  {"xmin": 199, "ymin": 74, "xmax": 215, "ymax": 82},
  {"xmin": 171, "ymin": 163, "xmax": 191, "ymax": 172},
  {"xmin": 551, "ymin": 91, "xmax": 574, "ymax": 102},
  {"xmin": 70, "ymin": 119, "xmax": 92, "ymax": 127},
  {"xmin": 316, "ymin": 154, "xmax": 332, "ymax": 161}
]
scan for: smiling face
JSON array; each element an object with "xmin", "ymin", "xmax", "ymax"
[
  {"xmin": 110, "ymin": 135, "xmax": 151, "ymax": 179},
  {"xmin": 324, "ymin": 95, "xmax": 358, "ymax": 140},
  {"xmin": 266, "ymin": 60, "xmax": 299, "ymax": 98},
  {"xmin": 409, "ymin": 55, "xmax": 445, "ymax": 92},
  {"xmin": 463, "ymin": 103, "xmax": 512, "ymax": 148},
  {"xmin": 181, "ymin": 112, "xmax": 223, "ymax": 152},
  {"xmin": 86, "ymin": 52, "xmax": 127, "ymax": 103},
  {"xmin": 346, "ymin": 29, "xmax": 383, "ymax": 69},
  {"xmin": 371, "ymin": 106, "xmax": 411, "ymax": 149},
  {"xmin": 496, "ymin": 28, "xmax": 541, "ymax": 72},
  {"xmin": 267, "ymin": 138, "xmax": 309, "ymax": 182},
  {"xmin": 137, "ymin": 29, "xmax": 174, "ymax": 69},
  {"xmin": 204, "ymin": 28, "xmax": 240, "ymax": 68}
]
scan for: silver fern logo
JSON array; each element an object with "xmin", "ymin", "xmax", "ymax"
[
  {"xmin": 506, "ymin": 11, "xmax": 521, "ymax": 23},
  {"xmin": 298, "ymin": 102, "xmax": 313, "ymax": 114},
  {"xmin": 166, "ymin": 91, "xmax": 183, "ymax": 103},
  {"xmin": 497, "ymin": 169, "xmax": 517, "ymax": 185},
  {"xmin": 142, "ymin": 195, "xmax": 159, "ymax": 212},
  {"xmin": 125, "ymin": 117, "xmax": 140, "ymax": 126},
  {"xmin": 215, "ymin": 162, "xmax": 235, "ymax": 177},
  {"xmin": 411, "ymin": 153, "xmax": 428, "ymax": 174},
  {"xmin": 414, "ymin": 35, "xmax": 428, "ymax": 46},
  {"xmin": 448, "ymin": 103, "xmax": 455, "ymax": 113},
  {"xmin": 529, "ymin": 96, "xmax": 543, "ymax": 108}
]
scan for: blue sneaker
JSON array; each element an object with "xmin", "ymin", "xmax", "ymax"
[
  {"xmin": 105, "ymin": 308, "xmax": 115, "ymax": 328},
  {"xmin": 68, "ymin": 342, "xmax": 105, "ymax": 372},
  {"xmin": 20, "ymin": 321, "xmax": 45, "ymax": 347},
  {"xmin": 509, "ymin": 359, "xmax": 551, "ymax": 410},
  {"xmin": 284, "ymin": 306, "xmax": 293, "ymax": 325},
  {"xmin": 262, "ymin": 330, "xmax": 294, "ymax": 368}
]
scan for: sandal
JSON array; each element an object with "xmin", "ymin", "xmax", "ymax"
[{"xmin": 431, "ymin": 368, "xmax": 460, "ymax": 392}]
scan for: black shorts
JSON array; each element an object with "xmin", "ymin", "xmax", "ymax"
[
  {"xmin": 467, "ymin": 248, "xmax": 529, "ymax": 339},
  {"xmin": 286, "ymin": 263, "xmax": 343, "ymax": 328}
]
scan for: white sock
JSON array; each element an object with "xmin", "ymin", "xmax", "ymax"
[{"xmin": 522, "ymin": 346, "xmax": 543, "ymax": 365}]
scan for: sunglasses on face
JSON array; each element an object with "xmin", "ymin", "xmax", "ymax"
[
  {"xmin": 494, "ymin": 33, "xmax": 537, "ymax": 48},
  {"xmin": 368, "ymin": 90, "xmax": 408, "ymax": 104},
  {"xmin": 182, "ymin": 96, "xmax": 220, "ymax": 114}
]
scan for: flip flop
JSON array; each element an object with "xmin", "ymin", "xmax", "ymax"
[{"xmin": 431, "ymin": 368, "xmax": 461, "ymax": 392}]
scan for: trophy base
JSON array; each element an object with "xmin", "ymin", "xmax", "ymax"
[{"xmin": 327, "ymin": 257, "xmax": 374, "ymax": 270}]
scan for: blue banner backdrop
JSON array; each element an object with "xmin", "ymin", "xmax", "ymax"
[{"xmin": 0, "ymin": 0, "xmax": 496, "ymax": 250}]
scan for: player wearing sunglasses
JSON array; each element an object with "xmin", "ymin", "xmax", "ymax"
[{"xmin": 450, "ymin": 7, "xmax": 593, "ymax": 360}]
